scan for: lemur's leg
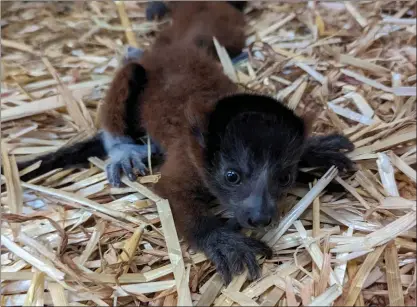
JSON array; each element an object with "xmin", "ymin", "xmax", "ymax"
[
  {"xmin": 100, "ymin": 52, "xmax": 161, "ymax": 187},
  {"xmin": 300, "ymin": 134, "xmax": 355, "ymax": 171}
]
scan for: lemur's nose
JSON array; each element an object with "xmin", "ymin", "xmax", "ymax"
[{"xmin": 247, "ymin": 215, "xmax": 272, "ymax": 228}]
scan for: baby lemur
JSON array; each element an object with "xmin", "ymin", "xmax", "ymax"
[{"xmin": 14, "ymin": 1, "xmax": 354, "ymax": 284}]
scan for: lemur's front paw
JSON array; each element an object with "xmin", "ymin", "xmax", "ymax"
[
  {"xmin": 200, "ymin": 228, "xmax": 272, "ymax": 285},
  {"xmin": 106, "ymin": 144, "xmax": 148, "ymax": 187},
  {"xmin": 319, "ymin": 134, "xmax": 355, "ymax": 152},
  {"xmin": 302, "ymin": 134, "xmax": 355, "ymax": 172}
]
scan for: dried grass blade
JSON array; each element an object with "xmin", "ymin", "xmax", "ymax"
[
  {"xmin": 300, "ymin": 281, "xmax": 313, "ymax": 306},
  {"xmin": 263, "ymin": 166, "xmax": 338, "ymax": 246},
  {"xmin": 346, "ymin": 92, "xmax": 375, "ymax": 117},
  {"xmin": 276, "ymin": 75, "xmax": 306, "ymax": 101},
  {"xmin": 331, "ymin": 211, "xmax": 416, "ymax": 253},
  {"xmin": 115, "ymin": 0, "xmax": 138, "ymax": 48},
  {"xmin": 393, "ymin": 86, "xmax": 416, "ymax": 96},
  {"xmin": 315, "ymin": 253, "xmax": 332, "ymax": 296},
  {"xmin": 76, "ymin": 220, "xmax": 106, "ymax": 266},
  {"xmin": 382, "ymin": 17, "xmax": 417, "ymax": 25},
  {"xmin": 344, "ymin": 2, "xmax": 368, "ymax": 27},
  {"xmin": 377, "ymin": 152, "xmax": 400, "ymax": 197},
  {"xmin": 349, "ymin": 130, "xmax": 416, "ymax": 157},
  {"xmin": 0, "ymin": 235, "xmax": 65, "ymax": 282},
  {"xmin": 296, "ymin": 62, "xmax": 325, "ymax": 84},
  {"xmin": 260, "ymin": 287, "xmax": 285, "ymax": 306},
  {"xmin": 285, "ymin": 276, "xmax": 298, "ymax": 307},
  {"xmin": 221, "ymin": 289, "xmax": 260, "ymax": 307},
  {"xmin": 47, "ymin": 283, "xmax": 69, "ymax": 306},
  {"xmin": 118, "ymin": 225, "xmax": 145, "ymax": 273},
  {"xmin": 308, "ymin": 284, "xmax": 342, "ymax": 306},
  {"xmin": 384, "ymin": 242, "xmax": 405, "ymax": 306},
  {"xmin": 1, "ymin": 140, "xmax": 23, "ymax": 237},
  {"xmin": 196, "ymin": 274, "xmax": 223, "ymax": 306},
  {"xmin": 21, "ymin": 181, "xmax": 146, "ymax": 226},
  {"xmin": 341, "ymin": 69, "xmax": 393, "ymax": 93},
  {"xmin": 1, "ymin": 87, "xmax": 93, "ymax": 123},
  {"xmin": 328, "ymin": 102, "xmax": 374, "ymax": 125},
  {"xmin": 155, "ymin": 199, "xmax": 192, "ymax": 306},
  {"xmin": 293, "ymin": 221, "xmax": 340, "ymax": 286},
  {"xmin": 41, "ymin": 57, "xmax": 95, "ymax": 132},
  {"xmin": 214, "ymin": 271, "xmax": 248, "ymax": 306},
  {"xmin": 334, "ymin": 227, "xmax": 353, "ymax": 286},
  {"xmin": 242, "ymin": 252, "xmax": 311, "ymax": 299},
  {"xmin": 213, "ymin": 37, "xmax": 238, "ymax": 83},
  {"xmin": 342, "ymin": 245, "xmax": 386, "ymax": 306},
  {"xmin": 23, "ymin": 272, "xmax": 45, "ymax": 307},
  {"xmin": 335, "ymin": 176, "xmax": 371, "ymax": 209},
  {"xmin": 288, "ymin": 79, "xmax": 307, "ymax": 110},
  {"xmin": 384, "ymin": 197, "xmax": 414, "ymax": 213},
  {"xmin": 259, "ymin": 13, "xmax": 296, "ymax": 37},
  {"xmin": 1, "ymin": 38, "xmax": 40, "ymax": 56},
  {"xmin": 114, "ymin": 281, "xmax": 176, "ymax": 296},
  {"xmin": 389, "ymin": 151, "xmax": 416, "ymax": 183}
]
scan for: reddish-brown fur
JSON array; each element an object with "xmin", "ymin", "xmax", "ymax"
[
  {"xmin": 100, "ymin": 62, "xmax": 139, "ymax": 136},
  {"xmin": 101, "ymin": 1, "xmax": 245, "ymax": 138},
  {"xmin": 100, "ymin": 3, "xmax": 243, "ymax": 239},
  {"xmin": 156, "ymin": 1, "xmax": 246, "ymax": 56}
]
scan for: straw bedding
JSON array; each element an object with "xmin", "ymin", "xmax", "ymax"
[{"xmin": 1, "ymin": 1, "xmax": 416, "ymax": 306}]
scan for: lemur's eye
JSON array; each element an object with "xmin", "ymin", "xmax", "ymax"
[
  {"xmin": 279, "ymin": 174, "xmax": 292, "ymax": 187},
  {"xmin": 225, "ymin": 170, "xmax": 241, "ymax": 185}
]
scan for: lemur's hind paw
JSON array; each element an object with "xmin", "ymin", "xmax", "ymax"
[
  {"xmin": 106, "ymin": 144, "xmax": 149, "ymax": 187},
  {"xmin": 146, "ymin": 1, "xmax": 168, "ymax": 21},
  {"xmin": 122, "ymin": 46, "xmax": 144, "ymax": 65}
]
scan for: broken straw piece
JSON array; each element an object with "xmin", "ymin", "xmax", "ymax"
[
  {"xmin": 262, "ymin": 166, "xmax": 339, "ymax": 246},
  {"xmin": 293, "ymin": 221, "xmax": 340, "ymax": 287},
  {"xmin": 308, "ymin": 284, "xmax": 343, "ymax": 306},
  {"xmin": 376, "ymin": 153, "xmax": 400, "ymax": 197},
  {"xmin": 328, "ymin": 102, "xmax": 375, "ymax": 125},
  {"xmin": 393, "ymin": 86, "xmax": 417, "ymax": 97},
  {"xmin": 345, "ymin": 92, "xmax": 374, "ymax": 118},
  {"xmin": 334, "ymin": 227, "xmax": 354, "ymax": 285},
  {"xmin": 330, "ymin": 211, "xmax": 416, "ymax": 253}
]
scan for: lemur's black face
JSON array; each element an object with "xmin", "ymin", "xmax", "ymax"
[{"xmin": 203, "ymin": 94, "xmax": 306, "ymax": 229}]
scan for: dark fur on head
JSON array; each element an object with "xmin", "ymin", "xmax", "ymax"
[{"xmin": 193, "ymin": 94, "xmax": 306, "ymax": 229}]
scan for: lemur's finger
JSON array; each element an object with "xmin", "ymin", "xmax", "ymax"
[
  {"xmin": 121, "ymin": 158, "xmax": 136, "ymax": 181},
  {"xmin": 106, "ymin": 163, "xmax": 122, "ymax": 187},
  {"xmin": 131, "ymin": 152, "xmax": 148, "ymax": 176}
]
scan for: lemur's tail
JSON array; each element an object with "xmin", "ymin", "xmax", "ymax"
[{"xmin": 5, "ymin": 133, "xmax": 106, "ymax": 182}]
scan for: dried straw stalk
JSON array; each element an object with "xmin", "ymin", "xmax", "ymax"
[{"xmin": 1, "ymin": 1, "xmax": 415, "ymax": 306}]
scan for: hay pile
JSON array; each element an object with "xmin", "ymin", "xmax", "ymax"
[{"xmin": 1, "ymin": 1, "xmax": 416, "ymax": 306}]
